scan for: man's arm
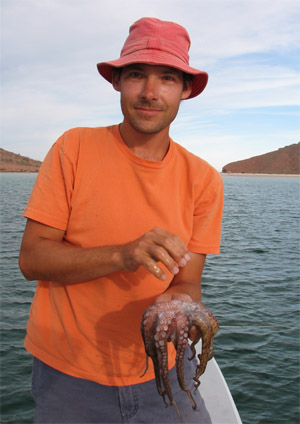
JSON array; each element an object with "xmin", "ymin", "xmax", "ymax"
[
  {"xmin": 154, "ymin": 252, "xmax": 206, "ymax": 303},
  {"xmin": 19, "ymin": 219, "xmax": 191, "ymax": 283}
]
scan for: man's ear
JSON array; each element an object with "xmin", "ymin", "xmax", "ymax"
[
  {"xmin": 181, "ymin": 79, "xmax": 192, "ymax": 100},
  {"xmin": 112, "ymin": 69, "xmax": 121, "ymax": 92}
]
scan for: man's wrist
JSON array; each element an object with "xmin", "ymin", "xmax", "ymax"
[{"xmin": 154, "ymin": 292, "xmax": 193, "ymax": 304}]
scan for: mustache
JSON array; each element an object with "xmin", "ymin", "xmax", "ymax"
[{"xmin": 133, "ymin": 101, "xmax": 166, "ymax": 111}]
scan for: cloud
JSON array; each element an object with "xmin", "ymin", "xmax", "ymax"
[{"xmin": 1, "ymin": 0, "xmax": 299, "ymax": 171}]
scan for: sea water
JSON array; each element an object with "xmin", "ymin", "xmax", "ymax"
[{"xmin": 1, "ymin": 173, "xmax": 299, "ymax": 424}]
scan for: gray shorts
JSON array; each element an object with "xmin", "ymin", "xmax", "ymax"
[{"xmin": 31, "ymin": 355, "xmax": 212, "ymax": 424}]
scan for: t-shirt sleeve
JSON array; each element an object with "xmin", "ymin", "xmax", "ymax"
[
  {"xmin": 23, "ymin": 133, "xmax": 76, "ymax": 230},
  {"xmin": 188, "ymin": 168, "xmax": 223, "ymax": 254}
]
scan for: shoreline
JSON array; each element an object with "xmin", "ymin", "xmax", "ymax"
[
  {"xmin": 0, "ymin": 170, "xmax": 39, "ymax": 173},
  {"xmin": 0, "ymin": 169, "xmax": 39, "ymax": 174},
  {"xmin": 0, "ymin": 165, "xmax": 300, "ymax": 178},
  {"xmin": 1, "ymin": 171, "xmax": 299, "ymax": 177},
  {"xmin": 220, "ymin": 173, "xmax": 300, "ymax": 178}
]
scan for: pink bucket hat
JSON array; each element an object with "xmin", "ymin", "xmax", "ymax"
[{"xmin": 97, "ymin": 17, "xmax": 208, "ymax": 99}]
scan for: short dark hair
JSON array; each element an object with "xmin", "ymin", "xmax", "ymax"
[
  {"xmin": 113, "ymin": 67, "xmax": 123, "ymax": 80},
  {"xmin": 183, "ymin": 72, "xmax": 194, "ymax": 91}
]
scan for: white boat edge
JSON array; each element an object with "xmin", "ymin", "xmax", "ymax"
[{"xmin": 198, "ymin": 356, "xmax": 243, "ymax": 424}]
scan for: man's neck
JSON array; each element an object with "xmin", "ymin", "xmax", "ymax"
[{"xmin": 119, "ymin": 122, "xmax": 170, "ymax": 162}]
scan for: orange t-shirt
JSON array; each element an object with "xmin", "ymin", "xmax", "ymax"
[{"xmin": 23, "ymin": 125, "xmax": 223, "ymax": 386}]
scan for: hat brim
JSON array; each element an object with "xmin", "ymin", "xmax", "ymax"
[{"xmin": 97, "ymin": 49, "xmax": 208, "ymax": 99}]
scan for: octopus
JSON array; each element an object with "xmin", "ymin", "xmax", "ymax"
[{"xmin": 140, "ymin": 299, "xmax": 219, "ymax": 419}]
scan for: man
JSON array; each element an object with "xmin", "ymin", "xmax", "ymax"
[{"xmin": 19, "ymin": 17, "xmax": 223, "ymax": 423}]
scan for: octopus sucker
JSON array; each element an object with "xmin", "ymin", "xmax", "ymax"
[{"xmin": 140, "ymin": 300, "xmax": 219, "ymax": 419}]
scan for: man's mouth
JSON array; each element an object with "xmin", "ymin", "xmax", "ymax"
[{"xmin": 134, "ymin": 102, "xmax": 165, "ymax": 112}]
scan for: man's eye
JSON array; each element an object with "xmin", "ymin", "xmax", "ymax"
[
  {"xmin": 163, "ymin": 75, "xmax": 175, "ymax": 81},
  {"xmin": 130, "ymin": 72, "xmax": 142, "ymax": 78}
]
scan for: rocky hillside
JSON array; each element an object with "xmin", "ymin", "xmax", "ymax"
[
  {"xmin": 222, "ymin": 143, "xmax": 300, "ymax": 175},
  {"xmin": 0, "ymin": 148, "xmax": 42, "ymax": 172}
]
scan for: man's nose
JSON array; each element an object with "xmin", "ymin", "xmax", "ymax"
[{"xmin": 140, "ymin": 76, "xmax": 159, "ymax": 101}]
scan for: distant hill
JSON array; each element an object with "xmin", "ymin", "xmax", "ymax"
[
  {"xmin": 2, "ymin": 143, "xmax": 300, "ymax": 174},
  {"xmin": 222, "ymin": 143, "xmax": 300, "ymax": 175},
  {"xmin": 0, "ymin": 148, "xmax": 42, "ymax": 172}
]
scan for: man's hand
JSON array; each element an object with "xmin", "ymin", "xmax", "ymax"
[
  {"xmin": 152, "ymin": 252, "xmax": 207, "ymax": 342},
  {"xmin": 154, "ymin": 293, "xmax": 199, "ymax": 342},
  {"xmin": 119, "ymin": 227, "xmax": 191, "ymax": 281}
]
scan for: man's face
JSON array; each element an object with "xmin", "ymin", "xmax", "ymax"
[{"xmin": 112, "ymin": 64, "xmax": 192, "ymax": 135}]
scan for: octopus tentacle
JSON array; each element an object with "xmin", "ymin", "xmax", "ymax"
[
  {"xmin": 141, "ymin": 307, "xmax": 166, "ymax": 403},
  {"xmin": 174, "ymin": 313, "xmax": 197, "ymax": 410},
  {"xmin": 140, "ymin": 299, "xmax": 219, "ymax": 419},
  {"xmin": 192, "ymin": 323, "xmax": 212, "ymax": 390},
  {"xmin": 188, "ymin": 326, "xmax": 201, "ymax": 361},
  {"xmin": 155, "ymin": 309, "xmax": 182, "ymax": 417},
  {"xmin": 157, "ymin": 337, "xmax": 181, "ymax": 416}
]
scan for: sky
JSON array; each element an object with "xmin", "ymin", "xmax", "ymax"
[{"xmin": 1, "ymin": 0, "xmax": 299, "ymax": 171}]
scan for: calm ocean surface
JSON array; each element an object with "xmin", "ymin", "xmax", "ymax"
[{"xmin": 1, "ymin": 172, "xmax": 299, "ymax": 424}]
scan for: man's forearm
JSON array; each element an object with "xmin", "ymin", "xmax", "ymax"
[
  {"xmin": 19, "ymin": 221, "xmax": 192, "ymax": 284},
  {"xmin": 154, "ymin": 280, "xmax": 202, "ymax": 304},
  {"xmin": 164, "ymin": 280, "xmax": 202, "ymax": 301},
  {"xmin": 19, "ymin": 238, "xmax": 123, "ymax": 283},
  {"xmin": 154, "ymin": 252, "xmax": 206, "ymax": 303}
]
